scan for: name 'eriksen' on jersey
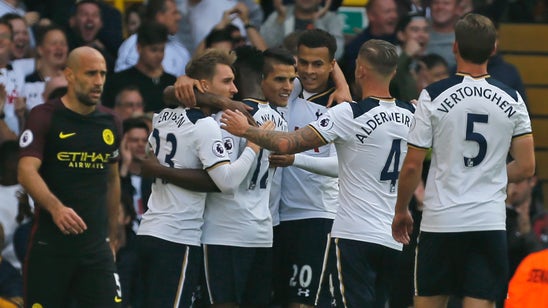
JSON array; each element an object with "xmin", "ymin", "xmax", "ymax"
[
  {"xmin": 355, "ymin": 111, "xmax": 412, "ymax": 143},
  {"xmin": 157, "ymin": 110, "xmax": 186, "ymax": 128},
  {"xmin": 437, "ymin": 86, "xmax": 516, "ymax": 118}
]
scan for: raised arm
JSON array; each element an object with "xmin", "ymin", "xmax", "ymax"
[
  {"xmin": 221, "ymin": 109, "xmax": 326, "ymax": 154},
  {"xmin": 165, "ymin": 84, "xmax": 255, "ymax": 124},
  {"xmin": 327, "ymin": 61, "xmax": 352, "ymax": 107}
]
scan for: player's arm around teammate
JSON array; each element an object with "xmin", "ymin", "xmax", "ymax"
[{"xmin": 221, "ymin": 109, "xmax": 326, "ymax": 155}]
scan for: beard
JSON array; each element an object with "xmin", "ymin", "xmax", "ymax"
[{"xmin": 76, "ymin": 92, "xmax": 99, "ymax": 106}]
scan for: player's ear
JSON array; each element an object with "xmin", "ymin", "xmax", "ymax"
[
  {"xmin": 491, "ymin": 39, "xmax": 498, "ymax": 57},
  {"xmin": 200, "ymin": 79, "xmax": 209, "ymax": 91},
  {"xmin": 64, "ymin": 67, "xmax": 74, "ymax": 83}
]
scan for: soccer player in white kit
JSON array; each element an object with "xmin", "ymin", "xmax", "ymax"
[
  {"xmin": 200, "ymin": 47, "xmax": 288, "ymax": 307},
  {"xmin": 392, "ymin": 14, "xmax": 535, "ymax": 308},
  {"xmin": 137, "ymin": 49, "xmax": 260, "ymax": 307},
  {"xmin": 221, "ymin": 39, "xmax": 415, "ymax": 307},
  {"xmin": 271, "ymin": 29, "xmax": 342, "ymax": 308}
]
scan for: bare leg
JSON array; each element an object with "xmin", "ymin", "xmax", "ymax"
[
  {"xmin": 462, "ymin": 296, "xmax": 495, "ymax": 308},
  {"xmin": 414, "ymin": 295, "xmax": 449, "ymax": 308},
  {"xmin": 288, "ymin": 303, "xmax": 313, "ymax": 308}
]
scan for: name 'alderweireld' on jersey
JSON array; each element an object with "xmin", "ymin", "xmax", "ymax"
[
  {"xmin": 356, "ymin": 111, "xmax": 412, "ymax": 143},
  {"xmin": 437, "ymin": 86, "xmax": 516, "ymax": 118}
]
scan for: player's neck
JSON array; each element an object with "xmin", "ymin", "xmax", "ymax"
[
  {"xmin": 61, "ymin": 93, "xmax": 96, "ymax": 115},
  {"xmin": 360, "ymin": 83, "xmax": 391, "ymax": 100},
  {"xmin": 456, "ymin": 60, "xmax": 488, "ymax": 78}
]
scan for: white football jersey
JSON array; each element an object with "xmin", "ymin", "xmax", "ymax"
[
  {"xmin": 138, "ymin": 107, "xmax": 231, "ymax": 246},
  {"xmin": 410, "ymin": 73, "xmax": 532, "ymax": 232},
  {"xmin": 115, "ymin": 34, "xmax": 190, "ymax": 77},
  {"xmin": 203, "ymin": 99, "xmax": 287, "ymax": 247},
  {"xmin": 23, "ymin": 80, "xmax": 45, "ymax": 110},
  {"xmin": 279, "ymin": 79, "xmax": 339, "ymax": 221},
  {"xmin": 269, "ymin": 103, "xmax": 289, "ymax": 227},
  {"xmin": 0, "ymin": 65, "xmax": 24, "ymax": 135},
  {"xmin": 310, "ymin": 98, "xmax": 414, "ymax": 250},
  {"xmin": 23, "ymin": 72, "xmax": 46, "ymax": 111}
]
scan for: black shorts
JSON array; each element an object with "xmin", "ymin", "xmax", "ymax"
[
  {"xmin": 415, "ymin": 230, "xmax": 508, "ymax": 300},
  {"xmin": 24, "ymin": 240, "xmax": 121, "ymax": 307},
  {"xmin": 203, "ymin": 244, "xmax": 272, "ymax": 305},
  {"xmin": 276, "ymin": 218, "xmax": 334, "ymax": 306},
  {"xmin": 332, "ymin": 238, "xmax": 399, "ymax": 308},
  {"xmin": 137, "ymin": 235, "xmax": 202, "ymax": 308},
  {"xmin": 271, "ymin": 225, "xmax": 286, "ymax": 305}
]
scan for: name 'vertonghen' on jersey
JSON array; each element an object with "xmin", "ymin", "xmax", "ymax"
[
  {"xmin": 409, "ymin": 73, "xmax": 532, "ymax": 233},
  {"xmin": 436, "ymin": 84, "xmax": 518, "ymax": 117}
]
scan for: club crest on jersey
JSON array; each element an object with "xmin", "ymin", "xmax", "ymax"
[
  {"xmin": 223, "ymin": 137, "xmax": 234, "ymax": 154},
  {"xmin": 212, "ymin": 141, "xmax": 226, "ymax": 157},
  {"xmin": 317, "ymin": 114, "xmax": 333, "ymax": 131},
  {"xmin": 102, "ymin": 129, "xmax": 114, "ymax": 145},
  {"xmin": 19, "ymin": 129, "xmax": 33, "ymax": 148}
]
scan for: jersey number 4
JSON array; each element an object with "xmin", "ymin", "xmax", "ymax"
[
  {"xmin": 464, "ymin": 113, "xmax": 488, "ymax": 167},
  {"xmin": 380, "ymin": 139, "xmax": 402, "ymax": 193}
]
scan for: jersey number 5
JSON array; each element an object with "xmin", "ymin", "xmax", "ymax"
[{"xmin": 464, "ymin": 113, "xmax": 488, "ymax": 167}]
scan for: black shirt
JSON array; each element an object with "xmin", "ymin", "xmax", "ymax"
[{"xmin": 19, "ymin": 98, "xmax": 122, "ymax": 253}]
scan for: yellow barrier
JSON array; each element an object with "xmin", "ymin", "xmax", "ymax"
[{"xmin": 342, "ymin": 0, "xmax": 368, "ymax": 7}]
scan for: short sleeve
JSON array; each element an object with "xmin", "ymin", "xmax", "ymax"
[
  {"xmin": 408, "ymin": 89, "xmax": 433, "ymax": 149},
  {"xmin": 19, "ymin": 104, "xmax": 54, "ymax": 160},
  {"xmin": 308, "ymin": 103, "xmax": 352, "ymax": 143},
  {"xmin": 195, "ymin": 117, "xmax": 230, "ymax": 169},
  {"xmin": 512, "ymin": 92, "xmax": 532, "ymax": 137}
]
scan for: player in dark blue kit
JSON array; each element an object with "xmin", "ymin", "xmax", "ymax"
[{"xmin": 18, "ymin": 47, "xmax": 123, "ymax": 307}]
